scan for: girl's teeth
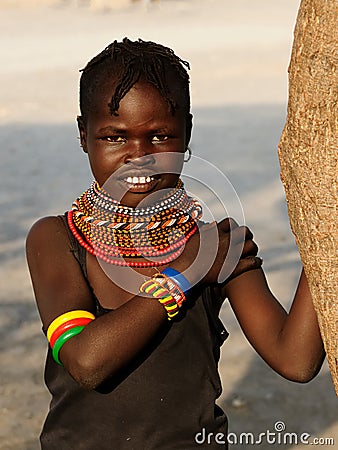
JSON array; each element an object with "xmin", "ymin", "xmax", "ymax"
[{"xmin": 125, "ymin": 176, "xmax": 154, "ymax": 184}]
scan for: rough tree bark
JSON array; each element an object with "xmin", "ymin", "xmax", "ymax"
[{"xmin": 278, "ymin": 0, "xmax": 338, "ymax": 393}]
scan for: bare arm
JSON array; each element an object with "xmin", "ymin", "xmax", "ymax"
[
  {"xmin": 26, "ymin": 217, "xmax": 167, "ymax": 389},
  {"xmin": 223, "ymin": 267, "xmax": 325, "ymax": 382}
]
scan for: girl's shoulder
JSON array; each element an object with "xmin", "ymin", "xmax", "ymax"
[
  {"xmin": 26, "ymin": 215, "xmax": 74, "ymax": 284},
  {"xmin": 26, "ymin": 215, "xmax": 68, "ymax": 251},
  {"xmin": 27, "ymin": 214, "xmax": 64, "ymax": 233}
]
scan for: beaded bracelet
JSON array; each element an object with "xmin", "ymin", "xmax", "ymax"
[
  {"xmin": 47, "ymin": 310, "xmax": 95, "ymax": 365},
  {"xmin": 139, "ymin": 279, "xmax": 180, "ymax": 320},
  {"xmin": 153, "ymin": 273, "xmax": 186, "ymax": 308}
]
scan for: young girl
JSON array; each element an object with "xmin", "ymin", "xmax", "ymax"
[{"xmin": 26, "ymin": 38, "xmax": 324, "ymax": 449}]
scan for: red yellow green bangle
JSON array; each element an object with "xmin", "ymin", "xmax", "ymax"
[
  {"xmin": 52, "ymin": 325, "xmax": 86, "ymax": 365},
  {"xmin": 49, "ymin": 317, "xmax": 93, "ymax": 348},
  {"xmin": 47, "ymin": 310, "xmax": 95, "ymax": 342}
]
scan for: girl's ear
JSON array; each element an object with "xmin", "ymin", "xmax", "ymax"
[
  {"xmin": 185, "ymin": 113, "xmax": 193, "ymax": 147},
  {"xmin": 77, "ymin": 116, "xmax": 88, "ymax": 153}
]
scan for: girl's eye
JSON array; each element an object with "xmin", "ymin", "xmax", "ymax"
[
  {"xmin": 152, "ymin": 135, "xmax": 169, "ymax": 143},
  {"xmin": 102, "ymin": 136, "xmax": 126, "ymax": 143}
]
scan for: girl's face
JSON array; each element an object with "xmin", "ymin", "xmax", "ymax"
[{"xmin": 78, "ymin": 80, "xmax": 190, "ymax": 207}]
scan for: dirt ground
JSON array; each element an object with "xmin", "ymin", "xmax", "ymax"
[{"xmin": 0, "ymin": 1, "xmax": 337, "ymax": 448}]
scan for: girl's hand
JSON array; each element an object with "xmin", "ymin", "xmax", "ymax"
[{"xmin": 172, "ymin": 217, "xmax": 261, "ymax": 287}]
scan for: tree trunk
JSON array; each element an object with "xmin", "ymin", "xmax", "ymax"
[{"xmin": 278, "ymin": 0, "xmax": 338, "ymax": 393}]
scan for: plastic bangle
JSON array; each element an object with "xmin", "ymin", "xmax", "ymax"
[
  {"xmin": 52, "ymin": 325, "xmax": 86, "ymax": 365},
  {"xmin": 47, "ymin": 310, "xmax": 95, "ymax": 342},
  {"xmin": 161, "ymin": 268, "xmax": 191, "ymax": 293},
  {"xmin": 49, "ymin": 317, "xmax": 93, "ymax": 348}
]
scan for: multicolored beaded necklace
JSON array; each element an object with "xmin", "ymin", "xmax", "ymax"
[{"xmin": 67, "ymin": 180, "xmax": 202, "ymax": 267}]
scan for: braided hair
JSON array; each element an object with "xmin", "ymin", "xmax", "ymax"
[{"xmin": 79, "ymin": 38, "xmax": 191, "ymax": 122}]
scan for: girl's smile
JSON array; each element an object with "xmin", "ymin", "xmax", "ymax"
[
  {"xmin": 124, "ymin": 175, "xmax": 157, "ymax": 191},
  {"xmin": 78, "ymin": 80, "xmax": 190, "ymax": 207}
]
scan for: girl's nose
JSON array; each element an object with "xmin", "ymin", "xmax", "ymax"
[
  {"xmin": 124, "ymin": 140, "xmax": 154, "ymax": 165},
  {"xmin": 128, "ymin": 154, "xmax": 155, "ymax": 167}
]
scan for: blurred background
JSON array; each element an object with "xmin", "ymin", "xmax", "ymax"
[{"xmin": 0, "ymin": 1, "xmax": 337, "ymax": 449}]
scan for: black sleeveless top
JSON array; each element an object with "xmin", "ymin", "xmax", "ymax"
[{"xmin": 40, "ymin": 215, "xmax": 229, "ymax": 449}]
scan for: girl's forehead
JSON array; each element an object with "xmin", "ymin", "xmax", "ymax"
[
  {"xmin": 92, "ymin": 80, "xmax": 185, "ymax": 118},
  {"xmin": 96, "ymin": 80, "xmax": 165, "ymax": 107},
  {"xmin": 101, "ymin": 74, "xmax": 179, "ymax": 96}
]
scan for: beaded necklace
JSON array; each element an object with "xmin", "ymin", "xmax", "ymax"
[{"xmin": 68, "ymin": 180, "xmax": 202, "ymax": 267}]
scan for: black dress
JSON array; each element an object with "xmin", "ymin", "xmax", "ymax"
[{"xmin": 40, "ymin": 215, "xmax": 229, "ymax": 449}]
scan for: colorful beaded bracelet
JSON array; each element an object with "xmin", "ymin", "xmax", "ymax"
[
  {"xmin": 139, "ymin": 279, "xmax": 180, "ymax": 320},
  {"xmin": 153, "ymin": 273, "xmax": 186, "ymax": 308}
]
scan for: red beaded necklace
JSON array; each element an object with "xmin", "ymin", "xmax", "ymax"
[{"xmin": 68, "ymin": 180, "xmax": 202, "ymax": 268}]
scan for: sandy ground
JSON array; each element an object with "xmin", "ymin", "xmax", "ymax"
[{"xmin": 0, "ymin": 0, "xmax": 337, "ymax": 449}]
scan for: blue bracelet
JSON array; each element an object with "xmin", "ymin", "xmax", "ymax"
[{"xmin": 161, "ymin": 268, "xmax": 191, "ymax": 293}]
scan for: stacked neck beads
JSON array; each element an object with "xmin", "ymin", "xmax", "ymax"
[{"xmin": 68, "ymin": 180, "xmax": 202, "ymax": 267}]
